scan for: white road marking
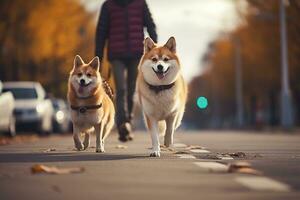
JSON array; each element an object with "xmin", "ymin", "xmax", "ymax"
[
  {"xmin": 235, "ymin": 177, "xmax": 291, "ymax": 192},
  {"xmin": 193, "ymin": 162, "xmax": 229, "ymax": 173},
  {"xmin": 173, "ymin": 143, "xmax": 188, "ymax": 148},
  {"xmin": 177, "ymin": 154, "xmax": 196, "ymax": 159},
  {"xmin": 190, "ymin": 149, "xmax": 210, "ymax": 153},
  {"xmin": 218, "ymin": 156, "xmax": 234, "ymax": 160}
]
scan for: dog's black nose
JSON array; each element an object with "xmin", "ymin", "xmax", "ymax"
[
  {"xmin": 157, "ymin": 64, "xmax": 163, "ymax": 72},
  {"xmin": 80, "ymin": 79, "xmax": 85, "ymax": 86}
]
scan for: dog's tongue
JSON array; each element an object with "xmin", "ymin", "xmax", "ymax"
[
  {"xmin": 157, "ymin": 73, "xmax": 165, "ymax": 80},
  {"xmin": 78, "ymin": 87, "xmax": 84, "ymax": 94}
]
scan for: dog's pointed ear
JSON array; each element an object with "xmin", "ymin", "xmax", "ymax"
[
  {"xmin": 144, "ymin": 37, "xmax": 155, "ymax": 53},
  {"xmin": 89, "ymin": 56, "xmax": 100, "ymax": 71},
  {"xmin": 74, "ymin": 55, "xmax": 84, "ymax": 68},
  {"xmin": 164, "ymin": 37, "xmax": 176, "ymax": 53}
]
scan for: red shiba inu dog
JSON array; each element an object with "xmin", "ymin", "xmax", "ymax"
[
  {"xmin": 137, "ymin": 37, "xmax": 188, "ymax": 157},
  {"xmin": 68, "ymin": 55, "xmax": 115, "ymax": 153}
]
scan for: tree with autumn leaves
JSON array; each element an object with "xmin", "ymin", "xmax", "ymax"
[
  {"xmin": 0, "ymin": 0, "xmax": 95, "ymax": 96},
  {"xmin": 186, "ymin": 0, "xmax": 300, "ymax": 128}
]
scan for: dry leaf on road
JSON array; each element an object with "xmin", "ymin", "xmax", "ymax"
[
  {"xmin": 228, "ymin": 161, "xmax": 262, "ymax": 175},
  {"xmin": 31, "ymin": 164, "xmax": 84, "ymax": 175},
  {"xmin": 43, "ymin": 148, "xmax": 56, "ymax": 152},
  {"xmin": 228, "ymin": 152, "xmax": 246, "ymax": 158},
  {"xmin": 115, "ymin": 145, "xmax": 128, "ymax": 149},
  {"xmin": 185, "ymin": 145, "xmax": 206, "ymax": 150},
  {"xmin": 161, "ymin": 148, "xmax": 175, "ymax": 152},
  {"xmin": 159, "ymin": 144, "xmax": 175, "ymax": 152},
  {"xmin": 231, "ymin": 167, "xmax": 262, "ymax": 175},
  {"xmin": 175, "ymin": 151, "xmax": 190, "ymax": 154}
]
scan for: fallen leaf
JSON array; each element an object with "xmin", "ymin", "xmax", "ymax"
[
  {"xmin": 31, "ymin": 164, "xmax": 84, "ymax": 175},
  {"xmin": 175, "ymin": 151, "xmax": 190, "ymax": 154},
  {"xmin": 254, "ymin": 154, "xmax": 263, "ymax": 158},
  {"xmin": 115, "ymin": 145, "xmax": 128, "ymax": 149},
  {"xmin": 228, "ymin": 161, "xmax": 262, "ymax": 175},
  {"xmin": 197, "ymin": 154, "xmax": 222, "ymax": 160},
  {"xmin": 233, "ymin": 167, "xmax": 262, "ymax": 175},
  {"xmin": 43, "ymin": 148, "xmax": 56, "ymax": 152},
  {"xmin": 161, "ymin": 147, "xmax": 175, "ymax": 152},
  {"xmin": 229, "ymin": 161, "xmax": 252, "ymax": 168},
  {"xmin": 186, "ymin": 145, "xmax": 206, "ymax": 150},
  {"xmin": 51, "ymin": 185, "xmax": 61, "ymax": 193},
  {"xmin": 158, "ymin": 144, "xmax": 175, "ymax": 152},
  {"xmin": 228, "ymin": 152, "xmax": 246, "ymax": 158}
]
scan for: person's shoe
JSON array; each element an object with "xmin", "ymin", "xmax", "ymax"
[
  {"xmin": 124, "ymin": 122, "xmax": 134, "ymax": 141},
  {"xmin": 118, "ymin": 134, "xmax": 128, "ymax": 142},
  {"xmin": 127, "ymin": 131, "xmax": 134, "ymax": 141},
  {"xmin": 118, "ymin": 122, "xmax": 132, "ymax": 142}
]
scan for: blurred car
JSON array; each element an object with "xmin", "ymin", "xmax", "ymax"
[
  {"xmin": 0, "ymin": 81, "xmax": 16, "ymax": 137},
  {"xmin": 3, "ymin": 81, "xmax": 53, "ymax": 134},
  {"xmin": 51, "ymin": 99, "xmax": 70, "ymax": 133}
]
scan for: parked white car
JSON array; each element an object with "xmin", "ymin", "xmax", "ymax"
[
  {"xmin": 3, "ymin": 82, "xmax": 53, "ymax": 134},
  {"xmin": 0, "ymin": 81, "xmax": 16, "ymax": 136}
]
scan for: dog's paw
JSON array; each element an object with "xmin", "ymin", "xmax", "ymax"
[
  {"xmin": 83, "ymin": 140, "xmax": 90, "ymax": 150},
  {"xmin": 96, "ymin": 147, "xmax": 105, "ymax": 153},
  {"xmin": 75, "ymin": 142, "xmax": 84, "ymax": 151},
  {"xmin": 150, "ymin": 151, "xmax": 161, "ymax": 157}
]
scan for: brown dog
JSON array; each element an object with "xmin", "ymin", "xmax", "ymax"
[
  {"xmin": 68, "ymin": 55, "xmax": 115, "ymax": 153},
  {"xmin": 137, "ymin": 37, "xmax": 188, "ymax": 157}
]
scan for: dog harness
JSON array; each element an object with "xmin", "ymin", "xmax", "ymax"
[
  {"xmin": 70, "ymin": 103, "xmax": 102, "ymax": 114},
  {"xmin": 146, "ymin": 82, "xmax": 175, "ymax": 94}
]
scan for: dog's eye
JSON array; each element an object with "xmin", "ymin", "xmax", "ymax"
[
  {"xmin": 152, "ymin": 57, "xmax": 158, "ymax": 62},
  {"xmin": 87, "ymin": 73, "xmax": 91, "ymax": 77},
  {"xmin": 77, "ymin": 73, "xmax": 82, "ymax": 77},
  {"xmin": 163, "ymin": 57, "xmax": 169, "ymax": 62}
]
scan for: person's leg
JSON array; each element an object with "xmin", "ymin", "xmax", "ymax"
[
  {"xmin": 110, "ymin": 60, "xmax": 127, "ymax": 129},
  {"xmin": 126, "ymin": 58, "xmax": 139, "ymax": 123}
]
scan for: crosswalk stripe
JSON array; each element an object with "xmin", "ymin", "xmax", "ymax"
[
  {"xmin": 173, "ymin": 143, "xmax": 188, "ymax": 148},
  {"xmin": 193, "ymin": 162, "xmax": 229, "ymax": 173},
  {"xmin": 235, "ymin": 176, "xmax": 291, "ymax": 192},
  {"xmin": 190, "ymin": 149, "xmax": 210, "ymax": 153},
  {"xmin": 219, "ymin": 156, "xmax": 234, "ymax": 160},
  {"xmin": 177, "ymin": 154, "xmax": 196, "ymax": 159}
]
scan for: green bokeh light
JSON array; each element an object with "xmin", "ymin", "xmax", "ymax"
[{"xmin": 197, "ymin": 96, "xmax": 208, "ymax": 109}]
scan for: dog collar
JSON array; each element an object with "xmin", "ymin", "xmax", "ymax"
[
  {"xmin": 146, "ymin": 82, "xmax": 175, "ymax": 94},
  {"xmin": 70, "ymin": 103, "xmax": 102, "ymax": 114}
]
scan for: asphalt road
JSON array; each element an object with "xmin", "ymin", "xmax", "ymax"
[{"xmin": 0, "ymin": 130, "xmax": 300, "ymax": 200}]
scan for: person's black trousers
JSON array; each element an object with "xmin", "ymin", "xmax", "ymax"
[{"xmin": 110, "ymin": 58, "xmax": 139, "ymax": 130}]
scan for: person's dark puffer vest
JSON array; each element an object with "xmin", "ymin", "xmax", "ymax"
[{"xmin": 95, "ymin": 0, "xmax": 157, "ymax": 60}]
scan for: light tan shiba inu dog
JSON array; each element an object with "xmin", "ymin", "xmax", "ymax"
[
  {"xmin": 68, "ymin": 55, "xmax": 115, "ymax": 153},
  {"xmin": 137, "ymin": 37, "xmax": 187, "ymax": 157}
]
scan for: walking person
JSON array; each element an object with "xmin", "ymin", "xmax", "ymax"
[{"xmin": 95, "ymin": 0, "xmax": 157, "ymax": 142}]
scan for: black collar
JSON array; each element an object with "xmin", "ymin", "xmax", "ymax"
[
  {"xmin": 146, "ymin": 81, "xmax": 175, "ymax": 94},
  {"xmin": 70, "ymin": 103, "xmax": 102, "ymax": 114}
]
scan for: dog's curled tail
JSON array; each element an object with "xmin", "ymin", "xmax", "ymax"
[{"xmin": 102, "ymin": 80, "xmax": 114, "ymax": 101}]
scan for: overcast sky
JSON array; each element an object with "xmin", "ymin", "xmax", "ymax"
[{"xmin": 83, "ymin": 0, "xmax": 240, "ymax": 82}]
